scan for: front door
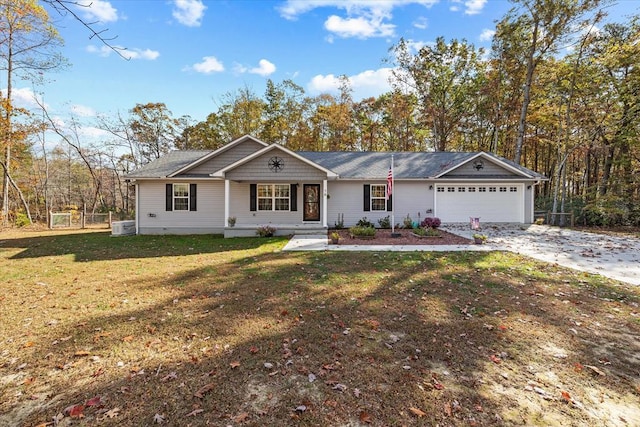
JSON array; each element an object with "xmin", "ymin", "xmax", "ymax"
[{"xmin": 303, "ymin": 184, "xmax": 320, "ymax": 221}]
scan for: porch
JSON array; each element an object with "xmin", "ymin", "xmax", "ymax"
[{"xmin": 224, "ymin": 223, "xmax": 328, "ymax": 238}]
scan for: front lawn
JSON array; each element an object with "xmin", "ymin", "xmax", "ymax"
[{"xmin": 1, "ymin": 229, "xmax": 639, "ymax": 426}]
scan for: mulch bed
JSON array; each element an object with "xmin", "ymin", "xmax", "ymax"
[{"xmin": 332, "ymin": 228, "xmax": 473, "ymax": 245}]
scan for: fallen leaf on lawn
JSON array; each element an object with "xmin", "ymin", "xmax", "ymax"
[
  {"xmin": 234, "ymin": 412, "xmax": 249, "ymax": 422},
  {"xmin": 186, "ymin": 408, "xmax": 204, "ymax": 417},
  {"xmin": 194, "ymin": 383, "xmax": 215, "ymax": 398},
  {"xmin": 359, "ymin": 411, "xmax": 372, "ymax": 423},
  {"xmin": 490, "ymin": 354, "xmax": 501, "ymax": 364},
  {"xmin": 153, "ymin": 413, "xmax": 165, "ymax": 424},
  {"xmin": 444, "ymin": 402, "xmax": 452, "ymax": 417},
  {"xmin": 332, "ymin": 383, "xmax": 347, "ymax": 392},
  {"xmin": 230, "ymin": 360, "xmax": 241, "ymax": 369},
  {"xmin": 161, "ymin": 372, "xmax": 177, "ymax": 381},
  {"xmin": 23, "ymin": 377, "xmax": 35, "ymax": 386},
  {"xmin": 585, "ymin": 365, "xmax": 606, "ymax": 376},
  {"xmin": 66, "ymin": 404, "xmax": 85, "ymax": 418},
  {"xmin": 122, "ymin": 335, "xmax": 134, "ymax": 342},
  {"xmin": 574, "ymin": 362, "xmax": 584, "ymax": 372},
  {"xmin": 85, "ymin": 396, "xmax": 101, "ymax": 407},
  {"xmin": 410, "ymin": 407, "xmax": 427, "ymax": 417},
  {"xmin": 561, "ymin": 390, "xmax": 572, "ymax": 402},
  {"xmin": 104, "ymin": 407, "xmax": 120, "ymax": 418},
  {"xmin": 294, "ymin": 405, "xmax": 307, "ymax": 412},
  {"xmin": 74, "ymin": 351, "xmax": 90, "ymax": 357},
  {"xmin": 23, "ymin": 341, "xmax": 34, "ymax": 348},
  {"xmin": 249, "ymin": 346, "xmax": 259, "ymax": 354}
]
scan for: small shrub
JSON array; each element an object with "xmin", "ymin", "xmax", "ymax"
[
  {"xmin": 420, "ymin": 217, "xmax": 441, "ymax": 229},
  {"xmin": 256, "ymin": 225, "xmax": 276, "ymax": 237},
  {"xmin": 227, "ymin": 216, "xmax": 236, "ymax": 227},
  {"xmin": 334, "ymin": 213, "xmax": 344, "ymax": 229},
  {"xmin": 349, "ymin": 225, "xmax": 376, "ymax": 237},
  {"xmin": 403, "ymin": 215, "xmax": 413, "ymax": 229},
  {"xmin": 356, "ymin": 217, "xmax": 375, "ymax": 228},
  {"xmin": 412, "ymin": 226, "xmax": 440, "ymax": 237},
  {"xmin": 378, "ymin": 215, "xmax": 391, "ymax": 229},
  {"xmin": 472, "ymin": 233, "xmax": 487, "ymax": 242},
  {"xmin": 15, "ymin": 212, "xmax": 30, "ymax": 228}
]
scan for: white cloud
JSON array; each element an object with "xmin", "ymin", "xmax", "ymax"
[
  {"xmin": 308, "ymin": 68, "xmax": 393, "ymax": 99},
  {"xmin": 413, "ymin": 16, "xmax": 428, "ymax": 30},
  {"xmin": 278, "ymin": 1, "xmax": 439, "ymax": 20},
  {"xmin": 464, "ymin": 0, "xmax": 486, "ymax": 15},
  {"xmin": 172, "ymin": 0, "xmax": 207, "ymax": 27},
  {"xmin": 249, "ymin": 59, "xmax": 276, "ymax": 77},
  {"xmin": 70, "ymin": 104, "xmax": 97, "ymax": 117},
  {"xmin": 278, "ymin": 1, "xmax": 438, "ymax": 39},
  {"xmin": 76, "ymin": 0, "xmax": 118, "ymax": 23},
  {"xmin": 124, "ymin": 48, "xmax": 160, "ymax": 61},
  {"xmin": 8, "ymin": 87, "xmax": 40, "ymax": 109},
  {"xmin": 479, "ymin": 28, "xmax": 495, "ymax": 42},
  {"xmin": 325, "ymin": 15, "xmax": 395, "ymax": 38},
  {"xmin": 86, "ymin": 45, "xmax": 159, "ymax": 60},
  {"xmin": 191, "ymin": 56, "xmax": 225, "ymax": 74}
]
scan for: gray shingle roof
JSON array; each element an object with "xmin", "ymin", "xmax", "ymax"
[
  {"xmin": 125, "ymin": 150, "xmax": 212, "ymax": 179},
  {"xmin": 126, "ymin": 148, "xmax": 545, "ymax": 180}
]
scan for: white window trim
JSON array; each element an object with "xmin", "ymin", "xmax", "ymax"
[
  {"xmin": 173, "ymin": 183, "xmax": 190, "ymax": 211},
  {"xmin": 370, "ymin": 184, "xmax": 387, "ymax": 211},
  {"xmin": 257, "ymin": 183, "xmax": 290, "ymax": 212}
]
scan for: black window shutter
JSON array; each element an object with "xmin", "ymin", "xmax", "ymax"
[
  {"xmin": 363, "ymin": 184, "xmax": 370, "ymax": 211},
  {"xmin": 290, "ymin": 184, "xmax": 297, "ymax": 211},
  {"xmin": 250, "ymin": 184, "xmax": 257, "ymax": 211},
  {"xmin": 387, "ymin": 194, "xmax": 392, "ymax": 211},
  {"xmin": 166, "ymin": 184, "xmax": 173, "ymax": 211},
  {"xmin": 189, "ymin": 183, "xmax": 197, "ymax": 211}
]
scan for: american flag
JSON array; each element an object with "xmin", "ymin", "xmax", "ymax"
[{"xmin": 386, "ymin": 165, "xmax": 393, "ymax": 200}]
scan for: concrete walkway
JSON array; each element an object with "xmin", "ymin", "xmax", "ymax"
[{"xmin": 283, "ymin": 224, "xmax": 640, "ymax": 286}]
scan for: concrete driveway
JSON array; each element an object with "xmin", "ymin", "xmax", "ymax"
[{"xmin": 443, "ymin": 224, "xmax": 640, "ymax": 286}]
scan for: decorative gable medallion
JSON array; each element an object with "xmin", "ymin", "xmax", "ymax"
[
  {"xmin": 472, "ymin": 159, "xmax": 484, "ymax": 171},
  {"xmin": 268, "ymin": 156, "xmax": 284, "ymax": 173}
]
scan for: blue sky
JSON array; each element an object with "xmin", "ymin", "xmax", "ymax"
[{"xmin": 10, "ymin": 0, "xmax": 640, "ymax": 141}]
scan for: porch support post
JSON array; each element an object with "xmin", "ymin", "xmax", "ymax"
[
  {"xmin": 224, "ymin": 179, "xmax": 230, "ymax": 227},
  {"xmin": 322, "ymin": 179, "xmax": 328, "ymax": 228}
]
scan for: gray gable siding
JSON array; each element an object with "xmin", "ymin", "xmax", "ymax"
[
  {"xmin": 444, "ymin": 158, "xmax": 520, "ymax": 177},
  {"xmin": 187, "ymin": 139, "xmax": 265, "ymax": 176},
  {"xmin": 226, "ymin": 152, "xmax": 327, "ymax": 181}
]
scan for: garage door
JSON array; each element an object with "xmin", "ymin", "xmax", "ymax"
[{"xmin": 435, "ymin": 184, "xmax": 523, "ymax": 223}]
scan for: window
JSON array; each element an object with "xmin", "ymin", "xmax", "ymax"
[
  {"xmin": 499, "ymin": 187, "xmax": 507, "ymax": 192},
  {"xmin": 479, "ymin": 187, "xmax": 487, "ymax": 192},
  {"xmin": 458, "ymin": 187, "xmax": 466, "ymax": 192},
  {"xmin": 166, "ymin": 183, "xmax": 196, "ymax": 212},
  {"xmin": 468, "ymin": 187, "xmax": 476, "ymax": 192},
  {"xmin": 173, "ymin": 183, "xmax": 190, "ymax": 210},
  {"xmin": 510, "ymin": 187, "xmax": 518, "ymax": 192},
  {"xmin": 437, "ymin": 187, "xmax": 445, "ymax": 192},
  {"xmin": 447, "ymin": 187, "xmax": 455, "ymax": 192},
  {"xmin": 370, "ymin": 184, "xmax": 387, "ymax": 211},
  {"xmin": 257, "ymin": 184, "xmax": 290, "ymax": 211},
  {"xmin": 489, "ymin": 187, "xmax": 497, "ymax": 192}
]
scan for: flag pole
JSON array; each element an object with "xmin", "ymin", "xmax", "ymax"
[{"xmin": 391, "ymin": 154, "xmax": 395, "ymax": 234}]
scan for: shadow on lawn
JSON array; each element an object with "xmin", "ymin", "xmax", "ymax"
[
  {"xmin": 3, "ymin": 244, "xmax": 640, "ymax": 426},
  {"xmin": 2, "ymin": 230, "xmax": 284, "ymax": 261}
]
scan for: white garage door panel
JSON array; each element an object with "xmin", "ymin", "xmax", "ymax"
[{"xmin": 435, "ymin": 185, "xmax": 522, "ymax": 222}]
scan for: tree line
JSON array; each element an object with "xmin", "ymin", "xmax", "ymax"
[{"xmin": 1, "ymin": 0, "xmax": 638, "ymax": 227}]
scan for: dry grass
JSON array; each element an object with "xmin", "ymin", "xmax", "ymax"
[{"xmin": 1, "ymin": 229, "xmax": 639, "ymax": 426}]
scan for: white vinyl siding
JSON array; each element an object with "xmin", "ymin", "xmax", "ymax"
[
  {"xmin": 326, "ymin": 181, "xmax": 434, "ymax": 228},
  {"xmin": 136, "ymin": 181, "xmax": 225, "ymax": 234}
]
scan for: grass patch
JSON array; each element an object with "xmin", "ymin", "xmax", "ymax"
[{"xmin": 1, "ymin": 229, "xmax": 639, "ymax": 426}]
